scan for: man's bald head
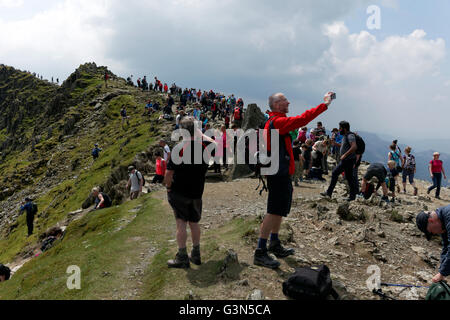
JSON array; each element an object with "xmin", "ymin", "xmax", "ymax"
[{"xmin": 269, "ymin": 93, "xmax": 285, "ymax": 110}]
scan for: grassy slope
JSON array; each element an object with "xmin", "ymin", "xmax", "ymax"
[{"xmin": 0, "ymin": 72, "xmax": 164, "ymax": 264}]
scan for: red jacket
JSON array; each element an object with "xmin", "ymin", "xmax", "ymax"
[{"xmin": 265, "ymin": 103, "xmax": 328, "ymax": 175}]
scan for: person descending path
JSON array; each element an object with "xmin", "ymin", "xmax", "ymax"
[
  {"xmin": 127, "ymin": 166, "xmax": 144, "ymax": 200},
  {"xmin": 121, "ymin": 105, "xmax": 130, "ymax": 126},
  {"xmin": 152, "ymin": 152, "xmax": 166, "ymax": 184},
  {"xmin": 402, "ymin": 146, "xmax": 418, "ymax": 196},
  {"xmin": 92, "ymin": 144, "xmax": 102, "ymax": 161},
  {"xmin": 253, "ymin": 92, "xmax": 335, "ymax": 269},
  {"xmin": 19, "ymin": 197, "xmax": 38, "ymax": 237}
]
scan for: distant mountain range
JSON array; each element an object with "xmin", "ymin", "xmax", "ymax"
[{"xmin": 357, "ymin": 131, "xmax": 449, "ymax": 187}]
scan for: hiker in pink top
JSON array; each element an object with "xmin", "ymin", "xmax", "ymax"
[{"xmin": 428, "ymin": 152, "xmax": 447, "ymax": 199}]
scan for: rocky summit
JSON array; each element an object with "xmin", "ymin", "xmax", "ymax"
[{"xmin": 0, "ymin": 63, "xmax": 447, "ymax": 300}]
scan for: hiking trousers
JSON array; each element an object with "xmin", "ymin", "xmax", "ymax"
[
  {"xmin": 327, "ymin": 158, "xmax": 358, "ymax": 200},
  {"xmin": 429, "ymin": 173, "xmax": 442, "ymax": 197},
  {"xmin": 26, "ymin": 213, "xmax": 34, "ymax": 236}
]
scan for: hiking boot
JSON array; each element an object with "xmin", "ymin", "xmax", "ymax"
[
  {"xmin": 427, "ymin": 189, "xmax": 431, "ymax": 195},
  {"xmin": 320, "ymin": 192, "xmax": 331, "ymax": 199},
  {"xmin": 414, "ymin": 187, "xmax": 418, "ymax": 196},
  {"xmin": 295, "ymin": 181, "xmax": 300, "ymax": 187},
  {"xmin": 268, "ymin": 240, "xmax": 295, "ymax": 258},
  {"xmin": 190, "ymin": 249, "xmax": 202, "ymax": 266},
  {"xmin": 167, "ymin": 252, "xmax": 190, "ymax": 269},
  {"xmin": 254, "ymin": 248, "xmax": 280, "ymax": 269},
  {"xmin": 436, "ymin": 196, "xmax": 442, "ymax": 200}
]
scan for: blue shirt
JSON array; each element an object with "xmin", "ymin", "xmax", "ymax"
[
  {"xmin": 20, "ymin": 202, "xmax": 33, "ymax": 215},
  {"xmin": 437, "ymin": 205, "xmax": 450, "ymax": 276}
]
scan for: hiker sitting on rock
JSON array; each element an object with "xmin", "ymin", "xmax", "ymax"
[
  {"xmin": 416, "ymin": 205, "xmax": 450, "ymax": 283},
  {"xmin": 92, "ymin": 187, "xmax": 112, "ymax": 210},
  {"xmin": 0, "ymin": 264, "xmax": 11, "ymax": 282},
  {"xmin": 359, "ymin": 163, "xmax": 390, "ymax": 202}
]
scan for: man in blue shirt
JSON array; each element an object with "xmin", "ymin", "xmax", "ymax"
[
  {"xmin": 19, "ymin": 197, "xmax": 36, "ymax": 237},
  {"xmin": 416, "ymin": 205, "xmax": 450, "ymax": 283}
]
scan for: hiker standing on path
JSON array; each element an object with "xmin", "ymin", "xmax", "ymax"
[
  {"xmin": 388, "ymin": 143, "xmax": 404, "ymax": 194},
  {"xmin": 253, "ymin": 92, "xmax": 334, "ymax": 269},
  {"xmin": 19, "ymin": 197, "xmax": 37, "ymax": 237},
  {"xmin": 402, "ymin": 146, "xmax": 418, "ymax": 196},
  {"xmin": 121, "ymin": 106, "xmax": 130, "ymax": 126},
  {"xmin": 92, "ymin": 144, "xmax": 102, "ymax": 161},
  {"xmin": 428, "ymin": 152, "xmax": 447, "ymax": 200},
  {"xmin": 159, "ymin": 140, "xmax": 171, "ymax": 163},
  {"xmin": 127, "ymin": 166, "xmax": 144, "ymax": 200},
  {"xmin": 164, "ymin": 117, "xmax": 211, "ymax": 269},
  {"xmin": 104, "ymin": 71, "xmax": 109, "ymax": 88},
  {"xmin": 416, "ymin": 205, "xmax": 450, "ymax": 283}
]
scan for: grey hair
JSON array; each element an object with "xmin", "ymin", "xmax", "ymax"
[
  {"xmin": 268, "ymin": 93, "xmax": 284, "ymax": 110},
  {"xmin": 91, "ymin": 187, "xmax": 99, "ymax": 194},
  {"xmin": 180, "ymin": 116, "xmax": 196, "ymax": 136}
]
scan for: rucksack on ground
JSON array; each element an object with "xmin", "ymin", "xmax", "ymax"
[
  {"xmin": 426, "ymin": 281, "xmax": 450, "ymax": 300},
  {"xmin": 282, "ymin": 265, "xmax": 339, "ymax": 300}
]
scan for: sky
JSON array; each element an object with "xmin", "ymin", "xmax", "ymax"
[{"xmin": 1, "ymin": 0, "xmax": 449, "ymax": 141}]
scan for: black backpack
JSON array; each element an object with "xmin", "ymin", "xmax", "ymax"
[
  {"xmin": 282, "ymin": 265, "xmax": 339, "ymax": 300},
  {"xmin": 101, "ymin": 193, "xmax": 112, "ymax": 208},
  {"xmin": 349, "ymin": 132, "xmax": 365, "ymax": 155},
  {"xmin": 31, "ymin": 203, "xmax": 38, "ymax": 215}
]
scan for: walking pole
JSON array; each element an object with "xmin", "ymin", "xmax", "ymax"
[
  {"xmin": 381, "ymin": 283, "xmax": 430, "ymax": 289},
  {"xmin": 372, "ymin": 289, "xmax": 396, "ymax": 300}
]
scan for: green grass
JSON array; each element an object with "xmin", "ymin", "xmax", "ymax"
[{"xmin": 0, "ymin": 195, "xmax": 174, "ymax": 300}]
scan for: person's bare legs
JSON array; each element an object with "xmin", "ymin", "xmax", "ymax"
[
  {"xmin": 260, "ymin": 214, "xmax": 283, "ymax": 240},
  {"xmin": 189, "ymin": 222, "xmax": 201, "ymax": 247},
  {"xmin": 176, "ymin": 219, "xmax": 188, "ymax": 249}
]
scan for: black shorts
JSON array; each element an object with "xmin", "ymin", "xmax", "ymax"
[
  {"xmin": 363, "ymin": 168, "xmax": 386, "ymax": 184},
  {"xmin": 267, "ymin": 175, "xmax": 293, "ymax": 217},
  {"xmin": 168, "ymin": 191, "xmax": 202, "ymax": 223}
]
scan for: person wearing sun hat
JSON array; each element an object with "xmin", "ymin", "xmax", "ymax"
[
  {"xmin": 416, "ymin": 205, "xmax": 450, "ymax": 283},
  {"xmin": 427, "ymin": 152, "xmax": 447, "ymax": 200}
]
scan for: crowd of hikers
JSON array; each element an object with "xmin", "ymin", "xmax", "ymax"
[{"xmin": 4, "ymin": 75, "xmax": 449, "ymax": 294}]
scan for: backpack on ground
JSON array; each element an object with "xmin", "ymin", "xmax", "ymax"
[
  {"xmin": 282, "ymin": 265, "xmax": 339, "ymax": 300},
  {"xmin": 426, "ymin": 281, "xmax": 450, "ymax": 300}
]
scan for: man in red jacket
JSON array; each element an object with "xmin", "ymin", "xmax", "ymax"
[{"xmin": 254, "ymin": 92, "xmax": 335, "ymax": 269}]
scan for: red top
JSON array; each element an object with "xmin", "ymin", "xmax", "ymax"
[
  {"xmin": 430, "ymin": 160, "xmax": 443, "ymax": 173},
  {"xmin": 265, "ymin": 103, "xmax": 328, "ymax": 175},
  {"xmin": 156, "ymin": 159, "xmax": 166, "ymax": 176}
]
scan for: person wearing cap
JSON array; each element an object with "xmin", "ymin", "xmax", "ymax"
[
  {"xmin": 127, "ymin": 166, "xmax": 143, "ymax": 200},
  {"xmin": 416, "ymin": 205, "xmax": 450, "ymax": 283},
  {"xmin": 427, "ymin": 152, "xmax": 447, "ymax": 200},
  {"xmin": 19, "ymin": 197, "xmax": 36, "ymax": 237}
]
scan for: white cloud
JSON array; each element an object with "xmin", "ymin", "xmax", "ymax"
[
  {"xmin": 0, "ymin": 0, "xmax": 23, "ymax": 8},
  {"xmin": 289, "ymin": 22, "xmax": 447, "ymax": 138}
]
